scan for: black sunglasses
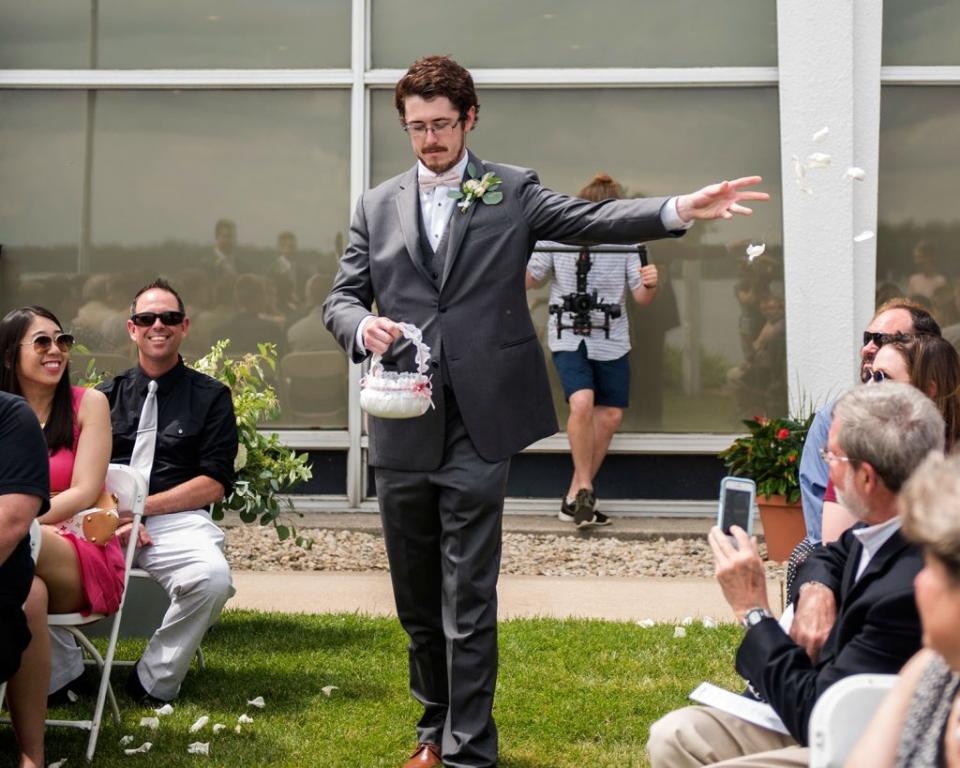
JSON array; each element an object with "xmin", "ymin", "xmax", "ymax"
[
  {"xmin": 20, "ymin": 332, "xmax": 75, "ymax": 354},
  {"xmin": 867, "ymin": 369, "xmax": 890, "ymax": 384},
  {"xmin": 130, "ymin": 311, "xmax": 185, "ymax": 328},
  {"xmin": 862, "ymin": 331, "xmax": 910, "ymax": 348}
]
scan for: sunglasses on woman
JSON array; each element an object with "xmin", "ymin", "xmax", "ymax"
[
  {"xmin": 130, "ymin": 311, "xmax": 185, "ymax": 327},
  {"xmin": 866, "ymin": 369, "xmax": 889, "ymax": 384},
  {"xmin": 20, "ymin": 332, "xmax": 75, "ymax": 354}
]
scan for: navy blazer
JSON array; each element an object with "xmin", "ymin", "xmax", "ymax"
[{"xmin": 735, "ymin": 526, "xmax": 923, "ymax": 745}]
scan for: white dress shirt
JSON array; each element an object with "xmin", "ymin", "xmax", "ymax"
[{"xmin": 851, "ymin": 516, "xmax": 902, "ymax": 582}]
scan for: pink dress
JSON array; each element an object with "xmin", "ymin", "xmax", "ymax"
[{"xmin": 50, "ymin": 386, "xmax": 125, "ymax": 615}]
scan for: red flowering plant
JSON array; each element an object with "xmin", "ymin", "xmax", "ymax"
[{"xmin": 718, "ymin": 413, "xmax": 815, "ymax": 503}]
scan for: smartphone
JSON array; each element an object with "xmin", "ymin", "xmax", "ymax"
[{"xmin": 717, "ymin": 476, "xmax": 756, "ymax": 536}]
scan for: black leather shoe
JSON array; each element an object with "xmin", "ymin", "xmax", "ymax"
[{"xmin": 125, "ymin": 663, "xmax": 168, "ymax": 707}]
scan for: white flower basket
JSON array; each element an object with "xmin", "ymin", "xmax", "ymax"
[{"xmin": 359, "ymin": 322, "xmax": 435, "ymax": 419}]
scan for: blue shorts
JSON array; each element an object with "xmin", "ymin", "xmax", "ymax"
[{"xmin": 552, "ymin": 342, "xmax": 630, "ymax": 408}]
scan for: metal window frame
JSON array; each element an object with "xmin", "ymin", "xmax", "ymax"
[{"xmin": 16, "ymin": 5, "xmax": 955, "ymax": 508}]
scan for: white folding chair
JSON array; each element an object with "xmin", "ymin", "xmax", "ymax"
[
  {"xmin": 44, "ymin": 464, "xmax": 147, "ymax": 761},
  {"xmin": 808, "ymin": 673, "xmax": 898, "ymax": 768}
]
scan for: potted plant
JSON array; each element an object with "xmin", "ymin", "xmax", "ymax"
[{"xmin": 718, "ymin": 413, "xmax": 814, "ymax": 562}]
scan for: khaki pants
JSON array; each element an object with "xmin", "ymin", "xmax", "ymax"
[{"xmin": 648, "ymin": 706, "xmax": 808, "ymax": 767}]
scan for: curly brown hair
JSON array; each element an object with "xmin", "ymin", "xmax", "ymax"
[
  {"xmin": 577, "ymin": 173, "xmax": 623, "ymax": 203},
  {"xmin": 394, "ymin": 55, "xmax": 480, "ymax": 125}
]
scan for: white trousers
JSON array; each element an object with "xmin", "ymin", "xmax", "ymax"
[
  {"xmin": 648, "ymin": 706, "xmax": 806, "ymax": 768},
  {"xmin": 49, "ymin": 509, "xmax": 234, "ymax": 700}
]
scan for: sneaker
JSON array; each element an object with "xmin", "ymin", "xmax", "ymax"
[
  {"xmin": 591, "ymin": 510, "xmax": 612, "ymax": 527},
  {"xmin": 558, "ymin": 497, "xmax": 577, "ymax": 523},
  {"xmin": 573, "ymin": 488, "xmax": 597, "ymax": 528}
]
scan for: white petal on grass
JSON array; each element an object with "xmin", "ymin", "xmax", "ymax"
[
  {"xmin": 746, "ymin": 243, "xmax": 766, "ymax": 262},
  {"xmin": 187, "ymin": 742, "xmax": 210, "ymax": 756},
  {"xmin": 237, "ymin": 713, "xmax": 254, "ymax": 724},
  {"xmin": 702, "ymin": 617, "xmax": 719, "ymax": 629},
  {"xmin": 681, "ymin": 616, "xmax": 694, "ymax": 626},
  {"xmin": 234, "ymin": 725, "xmax": 243, "ymax": 734},
  {"xmin": 674, "ymin": 626, "xmax": 687, "ymax": 638},
  {"xmin": 124, "ymin": 742, "xmax": 153, "ymax": 755},
  {"xmin": 636, "ymin": 619, "xmax": 656, "ymax": 628},
  {"xmin": 845, "ymin": 166, "xmax": 866, "ymax": 181},
  {"xmin": 812, "ymin": 126, "xmax": 830, "ymax": 143},
  {"xmin": 321, "ymin": 685, "xmax": 339, "ymax": 697},
  {"xmin": 154, "ymin": 703, "xmax": 174, "ymax": 716},
  {"xmin": 66, "ymin": 690, "xmax": 79, "ymax": 703},
  {"xmin": 49, "ymin": 760, "xmax": 67, "ymax": 768},
  {"xmin": 189, "ymin": 715, "xmax": 209, "ymax": 733},
  {"xmin": 120, "ymin": 735, "xmax": 135, "ymax": 746},
  {"xmin": 139, "ymin": 717, "xmax": 159, "ymax": 730},
  {"xmin": 247, "ymin": 696, "xmax": 266, "ymax": 709},
  {"xmin": 854, "ymin": 230, "xmax": 875, "ymax": 243},
  {"xmin": 212, "ymin": 723, "xmax": 226, "ymax": 734},
  {"xmin": 805, "ymin": 152, "xmax": 832, "ymax": 169}
]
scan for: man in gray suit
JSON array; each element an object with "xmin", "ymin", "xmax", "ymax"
[{"xmin": 323, "ymin": 55, "xmax": 768, "ymax": 768}]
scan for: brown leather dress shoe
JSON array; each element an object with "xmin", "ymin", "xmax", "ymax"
[{"xmin": 402, "ymin": 742, "xmax": 442, "ymax": 767}]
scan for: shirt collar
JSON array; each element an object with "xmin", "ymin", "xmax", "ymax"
[
  {"xmin": 135, "ymin": 356, "xmax": 186, "ymax": 395},
  {"xmin": 417, "ymin": 150, "xmax": 469, "ymax": 185},
  {"xmin": 851, "ymin": 516, "xmax": 902, "ymax": 559}
]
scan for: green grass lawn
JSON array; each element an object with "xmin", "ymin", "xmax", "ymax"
[{"xmin": 3, "ymin": 612, "xmax": 743, "ymax": 767}]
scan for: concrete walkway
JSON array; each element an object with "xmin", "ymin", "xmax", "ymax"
[{"xmin": 227, "ymin": 571, "xmax": 785, "ymax": 623}]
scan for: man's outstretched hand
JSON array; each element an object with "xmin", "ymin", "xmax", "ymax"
[{"xmin": 676, "ymin": 176, "xmax": 769, "ymax": 222}]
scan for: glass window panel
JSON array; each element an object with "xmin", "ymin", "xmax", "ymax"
[
  {"xmin": 877, "ymin": 87, "xmax": 960, "ymax": 340},
  {"xmin": 0, "ymin": 89, "xmax": 351, "ymax": 428},
  {"xmin": 371, "ymin": 0, "xmax": 777, "ymax": 69},
  {"xmin": 0, "ymin": 0, "xmax": 351, "ymax": 69},
  {"xmin": 883, "ymin": 1, "xmax": 960, "ymax": 66},
  {"xmin": 371, "ymin": 87, "xmax": 784, "ymax": 432}
]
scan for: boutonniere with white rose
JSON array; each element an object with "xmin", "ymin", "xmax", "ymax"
[{"xmin": 449, "ymin": 163, "xmax": 503, "ymax": 214}]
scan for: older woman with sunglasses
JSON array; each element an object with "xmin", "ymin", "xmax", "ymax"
[
  {"xmin": 818, "ymin": 333, "xmax": 960, "ymax": 543},
  {"xmin": 846, "ymin": 451, "xmax": 960, "ymax": 768},
  {"xmin": 0, "ymin": 307, "xmax": 121, "ymax": 623}
]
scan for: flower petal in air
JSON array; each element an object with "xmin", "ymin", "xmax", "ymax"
[
  {"xmin": 805, "ymin": 152, "xmax": 832, "ymax": 169},
  {"xmin": 853, "ymin": 230, "xmax": 874, "ymax": 243},
  {"xmin": 845, "ymin": 167, "xmax": 866, "ymax": 181},
  {"xmin": 746, "ymin": 243, "xmax": 766, "ymax": 262},
  {"xmin": 812, "ymin": 126, "xmax": 830, "ymax": 143}
]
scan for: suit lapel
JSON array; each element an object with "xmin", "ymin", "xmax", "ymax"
[
  {"xmin": 395, "ymin": 166, "xmax": 435, "ymax": 287},
  {"xmin": 441, "ymin": 151, "xmax": 481, "ymax": 290},
  {"xmin": 842, "ymin": 529, "xmax": 908, "ymax": 605}
]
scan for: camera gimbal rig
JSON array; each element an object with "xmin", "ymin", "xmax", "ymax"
[{"xmin": 544, "ymin": 244, "xmax": 648, "ymax": 339}]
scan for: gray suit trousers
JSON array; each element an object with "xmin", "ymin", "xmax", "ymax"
[{"xmin": 375, "ymin": 388, "xmax": 510, "ymax": 768}]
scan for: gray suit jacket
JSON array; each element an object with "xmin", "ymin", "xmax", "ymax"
[{"xmin": 323, "ymin": 151, "xmax": 683, "ymax": 471}]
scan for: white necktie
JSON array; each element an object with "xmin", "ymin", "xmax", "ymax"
[{"xmin": 130, "ymin": 380, "xmax": 158, "ymax": 484}]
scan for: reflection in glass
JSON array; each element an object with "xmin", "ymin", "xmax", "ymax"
[
  {"xmin": 372, "ymin": 87, "xmax": 784, "ymax": 431},
  {"xmin": 0, "ymin": 89, "xmax": 352, "ymax": 427},
  {"xmin": 878, "ymin": 87, "xmax": 960, "ymax": 349},
  {"xmin": 882, "ymin": 1, "xmax": 960, "ymax": 66},
  {"xmin": 0, "ymin": 0, "xmax": 351, "ymax": 69},
  {"xmin": 372, "ymin": 0, "xmax": 776, "ymax": 69}
]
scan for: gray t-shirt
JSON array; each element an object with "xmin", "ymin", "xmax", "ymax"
[{"xmin": 528, "ymin": 242, "xmax": 643, "ymax": 360}]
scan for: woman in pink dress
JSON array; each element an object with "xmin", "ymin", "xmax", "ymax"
[{"xmin": 0, "ymin": 306, "xmax": 121, "ymax": 615}]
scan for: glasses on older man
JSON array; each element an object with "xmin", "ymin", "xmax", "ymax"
[
  {"xmin": 862, "ymin": 331, "xmax": 903, "ymax": 348},
  {"xmin": 819, "ymin": 448, "xmax": 853, "ymax": 464},
  {"xmin": 401, "ymin": 118, "xmax": 463, "ymax": 138},
  {"xmin": 20, "ymin": 333, "xmax": 75, "ymax": 354}
]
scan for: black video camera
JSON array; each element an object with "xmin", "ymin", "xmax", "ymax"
[{"xmin": 548, "ymin": 245, "xmax": 647, "ymax": 339}]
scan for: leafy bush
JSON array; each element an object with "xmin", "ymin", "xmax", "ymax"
[
  {"xmin": 718, "ymin": 413, "xmax": 814, "ymax": 503},
  {"xmin": 192, "ymin": 341, "xmax": 314, "ymax": 545}
]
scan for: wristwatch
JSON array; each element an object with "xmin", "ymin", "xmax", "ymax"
[{"xmin": 741, "ymin": 607, "xmax": 773, "ymax": 630}]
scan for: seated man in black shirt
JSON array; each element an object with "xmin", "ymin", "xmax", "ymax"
[
  {"xmin": 1, "ymin": 390, "xmax": 52, "ymax": 767},
  {"xmin": 49, "ymin": 278, "xmax": 238, "ymax": 704}
]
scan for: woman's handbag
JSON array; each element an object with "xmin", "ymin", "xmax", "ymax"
[
  {"xmin": 359, "ymin": 322, "xmax": 435, "ymax": 419},
  {"xmin": 63, "ymin": 489, "xmax": 120, "ymax": 546}
]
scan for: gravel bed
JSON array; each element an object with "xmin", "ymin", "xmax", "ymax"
[{"xmin": 225, "ymin": 525, "xmax": 783, "ymax": 579}]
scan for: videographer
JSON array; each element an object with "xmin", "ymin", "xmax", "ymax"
[{"xmin": 525, "ymin": 173, "xmax": 658, "ymax": 528}]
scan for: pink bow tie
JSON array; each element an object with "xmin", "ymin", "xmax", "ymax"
[{"xmin": 419, "ymin": 169, "xmax": 462, "ymax": 192}]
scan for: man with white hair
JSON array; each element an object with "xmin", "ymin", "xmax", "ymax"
[{"xmin": 648, "ymin": 382, "xmax": 944, "ymax": 767}]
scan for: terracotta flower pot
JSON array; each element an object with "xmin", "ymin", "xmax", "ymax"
[{"xmin": 757, "ymin": 494, "xmax": 806, "ymax": 563}]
